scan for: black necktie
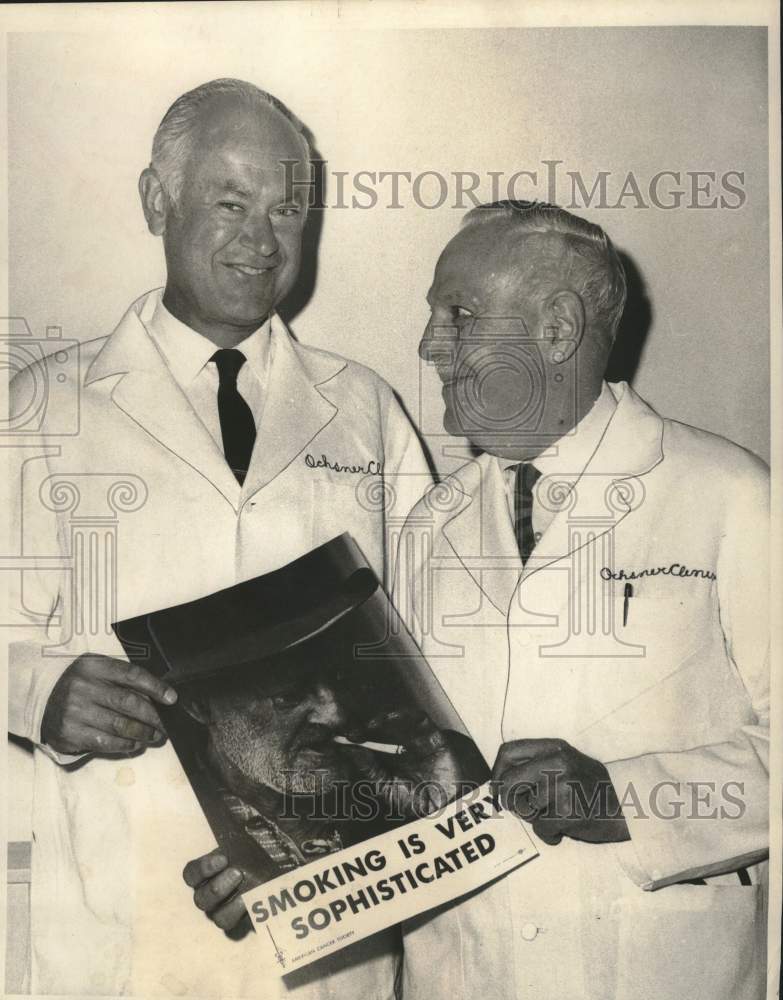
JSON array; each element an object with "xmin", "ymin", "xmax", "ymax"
[
  {"xmin": 211, "ymin": 349, "xmax": 256, "ymax": 486},
  {"xmin": 513, "ymin": 463, "xmax": 541, "ymax": 564}
]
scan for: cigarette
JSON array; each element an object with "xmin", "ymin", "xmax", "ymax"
[{"xmin": 333, "ymin": 735, "xmax": 405, "ymax": 755}]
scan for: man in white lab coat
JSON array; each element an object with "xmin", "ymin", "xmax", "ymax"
[
  {"xmin": 188, "ymin": 201, "xmax": 770, "ymax": 996},
  {"xmin": 7, "ymin": 79, "xmax": 429, "ymax": 997},
  {"xmin": 393, "ymin": 201, "xmax": 769, "ymax": 999}
]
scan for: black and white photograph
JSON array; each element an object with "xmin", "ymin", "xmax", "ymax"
[
  {"xmin": 112, "ymin": 533, "xmax": 525, "ymax": 975},
  {"xmin": 113, "ymin": 533, "xmax": 491, "ymax": 890},
  {"xmin": 2, "ymin": 3, "xmax": 780, "ymax": 999}
]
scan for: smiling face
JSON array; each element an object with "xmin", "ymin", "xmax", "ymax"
[
  {"xmin": 420, "ymin": 222, "xmax": 554, "ymax": 454},
  {"xmin": 155, "ymin": 97, "xmax": 309, "ymax": 344}
]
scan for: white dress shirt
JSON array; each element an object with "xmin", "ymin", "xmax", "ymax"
[
  {"xmin": 143, "ymin": 292, "xmax": 272, "ymax": 449},
  {"xmin": 498, "ymin": 380, "xmax": 618, "ymax": 541}
]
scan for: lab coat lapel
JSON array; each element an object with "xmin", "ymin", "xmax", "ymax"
[
  {"xmin": 522, "ymin": 381, "xmax": 665, "ymax": 580},
  {"xmin": 442, "ymin": 455, "xmax": 523, "ymax": 614},
  {"xmin": 85, "ymin": 294, "xmax": 242, "ymax": 509},
  {"xmin": 241, "ymin": 317, "xmax": 344, "ymax": 499}
]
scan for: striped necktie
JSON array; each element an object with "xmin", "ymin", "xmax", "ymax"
[{"xmin": 513, "ymin": 462, "xmax": 541, "ymax": 564}]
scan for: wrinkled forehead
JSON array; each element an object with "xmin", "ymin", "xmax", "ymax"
[{"xmin": 430, "ymin": 222, "xmax": 571, "ymax": 304}]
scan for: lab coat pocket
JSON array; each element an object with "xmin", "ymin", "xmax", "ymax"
[
  {"xmin": 611, "ymin": 593, "xmax": 711, "ymax": 670},
  {"xmin": 574, "ymin": 595, "xmax": 717, "ymax": 752},
  {"xmin": 612, "ymin": 884, "xmax": 764, "ymax": 1000},
  {"xmin": 614, "ymin": 597, "xmax": 710, "ymax": 698}
]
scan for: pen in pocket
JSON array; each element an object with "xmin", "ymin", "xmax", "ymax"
[{"xmin": 622, "ymin": 582, "xmax": 633, "ymax": 626}]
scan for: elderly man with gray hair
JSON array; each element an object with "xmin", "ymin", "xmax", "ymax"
[
  {"xmin": 397, "ymin": 200, "xmax": 769, "ymax": 1000},
  {"xmin": 8, "ymin": 78, "xmax": 430, "ymax": 997},
  {"xmin": 195, "ymin": 200, "xmax": 769, "ymax": 998}
]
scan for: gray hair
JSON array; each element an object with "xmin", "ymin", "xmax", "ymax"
[
  {"xmin": 461, "ymin": 200, "xmax": 627, "ymax": 344},
  {"xmin": 150, "ymin": 78, "xmax": 311, "ymax": 208}
]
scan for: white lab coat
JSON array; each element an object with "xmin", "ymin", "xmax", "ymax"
[
  {"xmin": 396, "ymin": 382, "xmax": 769, "ymax": 1000},
  {"xmin": 7, "ymin": 289, "xmax": 432, "ymax": 998}
]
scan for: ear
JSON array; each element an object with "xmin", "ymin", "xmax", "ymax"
[
  {"xmin": 138, "ymin": 167, "xmax": 169, "ymax": 237},
  {"xmin": 541, "ymin": 290, "xmax": 585, "ymax": 364}
]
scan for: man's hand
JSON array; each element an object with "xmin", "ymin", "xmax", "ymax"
[
  {"xmin": 182, "ymin": 850, "xmax": 252, "ymax": 938},
  {"xmin": 41, "ymin": 653, "xmax": 177, "ymax": 756},
  {"xmin": 492, "ymin": 738, "xmax": 629, "ymax": 845}
]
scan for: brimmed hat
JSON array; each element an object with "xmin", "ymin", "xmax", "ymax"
[{"xmin": 113, "ymin": 533, "xmax": 377, "ymax": 684}]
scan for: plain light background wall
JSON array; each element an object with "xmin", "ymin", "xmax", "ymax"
[
  {"xmin": 6, "ymin": 22, "xmax": 770, "ymax": 837},
  {"xmin": 8, "ymin": 26, "xmax": 769, "ymax": 466}
]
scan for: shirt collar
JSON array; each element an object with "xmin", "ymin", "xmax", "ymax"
[
  {"xmin": 144, "ymin": 290, "xmax": 272, "ymax": 387},
  {"xmin": 497, "ymin": 381, "xmax": 617, "ymax": 479}
]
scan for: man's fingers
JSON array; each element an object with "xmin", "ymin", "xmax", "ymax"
[
  {"xmin": 93, "ymin": 683, "xmax": 163, "ymax": 731},
  {"xmin": 80, "ymin": 704, "xmax": 160, "ymax": 744},
  {"xmin": 91, "ymin": 657, "xmax": 177, "ymax": 707},
  {"xmin": 494, "ymin": 764, "xmax": 541, "ymax": 820},
  {"xmin": 492, "ymin": 739, "xmax": 569, "ymax": 780},
  {"xmin": 495, "ymin": 754, "xmax": 558, "ymax": 792},
  {"xmin": 183, "ymin": 851, "xmax": 228, "ymax": 888},
  {"xmin": 41, "ymin": 654, "xmax": 172, "ymax": 756},
  {"xmin": 339, "ymin": 743, "xmax": 393, "ymax": 785},
  {"xmin": 79, "ymin": 725, "xmax": 142, "ymax": 755},
  {"xmin": 210, "ymin": 896, "xmax": 251, "ymax": 933},
  {"xmin": 182, "ymin": 854, "xmax": 259, "ymax": 937},
  {"xmin": 193, "ymin": 868, "xmax": 243, "ymax": 912},
  {"xmin": 532, "ymin": 816, "xmax": 565, "ymax": 846},
  {"xmin": 494, "ymin": 754, "xmax": 566, "ymax": 819}
]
